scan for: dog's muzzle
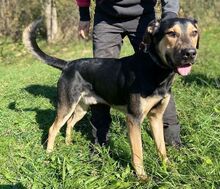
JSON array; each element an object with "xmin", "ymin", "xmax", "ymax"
[{"xmin": 175, "ymin": 48, "xmax": 197, "ymax": 76}]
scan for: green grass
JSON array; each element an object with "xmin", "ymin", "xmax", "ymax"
[{"xmin": 0, "ymin": 27, "xmax": 220, "ymax": 189}]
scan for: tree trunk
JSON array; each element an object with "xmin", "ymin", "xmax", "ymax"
[
  {"xmin": 0, "ymin": 0, "xmax": 10, "ymax": 35},
  {"xmin": 45, "ymin": 0, "xmax": 58, "ymax": 43}
]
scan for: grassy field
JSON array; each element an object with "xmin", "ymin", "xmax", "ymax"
[{"xmin": 0, "ymin": 26, "xmax": 220, "ymax": 189}]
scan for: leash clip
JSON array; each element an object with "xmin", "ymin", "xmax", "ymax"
[{"xmin": 139, "ymin": 41, "xmax": 150, "ymax": 53}]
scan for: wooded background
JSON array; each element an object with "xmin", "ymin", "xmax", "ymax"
[{"xmin": 0, "ymin": 0, "xmax": 219, "ymax": 42}]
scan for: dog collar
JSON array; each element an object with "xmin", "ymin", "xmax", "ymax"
[
  {"xmin": 148, "ymin": 51, "xmax": 167, "ymax": 69},
  {"xmin": 139, "ymin": 41, "xmax": 173, "ymax": 70}
]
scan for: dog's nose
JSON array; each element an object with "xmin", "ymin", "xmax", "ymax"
[{"xmin": 182, "ymin": 48, "xmax": 197, "ymax": 60}]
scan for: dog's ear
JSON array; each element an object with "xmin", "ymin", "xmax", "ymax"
[
  {"xmin": 193, "ymin": 19, "xmax": 198, "ymax": 27},
  {"xmin": 193, "ymin": 19, "xmax": 200, "ymax": 49},
  {"xmin": 140, "ymin": 20, "xmax": 160, "ymax": 51},
  {"xmin": 187, "ymin": 18, "xmax": 200, "ymax": 49},
  {"xmin": 142, "ymin": 19, "xmax": 160, "ymax": 44},
  {"xmin": 196, "ymin": 31, "xmax": 200, "ymax": 49},
  {"xmin": 191, "ymin": 18, "xmax": 200, "ymax": 49},
  {"xmin": 147, "ymin": 19, "xmax": 160, "ymax": 34},
  {"xmin": 188, "ymin": 18, "xmax": 198, "ymax": 27}
]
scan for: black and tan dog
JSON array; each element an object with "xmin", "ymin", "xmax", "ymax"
[{"xmin": 23, "ymin": 18, "xmax": 199, "ymax": 180}]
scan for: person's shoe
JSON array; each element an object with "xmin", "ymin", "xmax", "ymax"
[{"xmin": 164, "ymin": 124, "xmax": 182, "ymax": 148}]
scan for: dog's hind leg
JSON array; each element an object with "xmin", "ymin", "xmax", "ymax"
[
  {"xmin": 47, "ymin": 95, "xmax": 82, "ymax": 153},
  {"xmin": 65, "ymin": 102, "xmax": 88, "ymax": 145}
]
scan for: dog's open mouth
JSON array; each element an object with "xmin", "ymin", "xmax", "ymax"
[{"xmin": 176, "ymin": 64, "xmax": 192, "ymax": 76}]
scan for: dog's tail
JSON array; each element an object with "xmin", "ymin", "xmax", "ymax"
[{"xmin": 22, "ymin": 18, "xmax": 67, "ymax": 70}]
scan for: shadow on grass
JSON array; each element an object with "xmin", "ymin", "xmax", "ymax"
[
  {"xmin": 25, "ymin": 84, "xmax": 57, "ymax": 107},
  {"xmin": 181, "ymin": 73, "xmax": 220, "ymax": 88},
  {"xmin": 0, "ymin": 183, "xmax": 25, "ymax": 189},
  {"xmin": 8, "ymin": 84, "xmax": 94, "ymax": 148}
]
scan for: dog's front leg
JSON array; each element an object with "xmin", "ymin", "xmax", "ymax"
[
  {"xmin": 148, "ymin": 113, "xmax": 168, "ymax": 162},
  {"xmin": 126, "ymin": 114, "xmax": 148, "ymax": 181},
  {"xmin": 147, "ymin": 95, "xmax": 171, "ymax": 163}
]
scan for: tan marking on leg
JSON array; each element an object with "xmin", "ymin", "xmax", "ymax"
[
  {"xmin": 126, "ymin": 114, "xmax": 148, "ymax": 181},
  {"xmin": 147, "ymin": 94, "xmax": 171, "ymax": 162},
  {"xmin": 47, "ymin": 96, "xmax": 82, "ymax": 153},
  {"xmin": 129, "ymin": 94, "xmax": 162, "ymax": 123},
  {"xmin": 140, "ymin": 96, "xmax": 163, "ymax": 118},
  {"xmin": 65, "ymin": 102, "xmax": 88, "ymax": 145},
  {"xmin": 126, "ymin": 95, "xmax": 163, "ymax": 180},
  {"xmin": 47, "ymin": 112, "xmax": 72, "ymax": 153}
]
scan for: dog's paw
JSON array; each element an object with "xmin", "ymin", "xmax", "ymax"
[
  {"xmin": 46, "ymin": 147, "xmax": 53, "ymax": 153},
  {"xmin": 164, "ymin": 157, "xmax": 171, "ymax": 164},
  {"xmin": 137, "ymin": 173, "xmax": 150, "ymax": 182},
  {"xmin": 65, "ymin": 138, "xmax": 73, "ymax": 145},
  {"xmin": 134, "ymin": 165, "xmax": 149, "ymax": 182},
  {"xmin": 161, "ymin": 157, "xmax": 170, "ymax": 171}
]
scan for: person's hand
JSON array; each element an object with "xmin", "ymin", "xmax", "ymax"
[{"xmin": 78, "ymin": 21, "xmax": 90, "ymax": 39}]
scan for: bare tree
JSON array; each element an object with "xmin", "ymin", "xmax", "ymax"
[{"xmin": 45, "ymin": 0, "xmax": 59, "ymax": 43}]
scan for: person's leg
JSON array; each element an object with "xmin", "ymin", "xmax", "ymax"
[
  {"xmin": 91, "ymin": 13, "xmax": 124, "ymax": 145},
  {"xmin": 90, "ymin": 104, "xmax": 111, "ymax": 145},
  {"xmin": 163, "ymin": 94, "xmax": 181, "ymax": 146},
  {"xmin": 93, "ymin": 13, "xmax": 124, "ymax": 58},
  {"xmin": 125, "ymin": 15, "xmax": 181, "ymax": 146}
]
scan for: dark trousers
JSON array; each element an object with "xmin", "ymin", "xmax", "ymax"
[{"xmin": 91, "ymin": 12, "xmax": 181, "ymax": 146}]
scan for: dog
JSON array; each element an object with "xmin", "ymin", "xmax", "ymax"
[{"xmin": 23, "ymin": 18, "xmax": 199, "ymax": 180}]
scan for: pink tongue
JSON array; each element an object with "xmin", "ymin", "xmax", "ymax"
[{"xmin": 177, "ymin": 65, "xmax": 192, "ymax": 76}]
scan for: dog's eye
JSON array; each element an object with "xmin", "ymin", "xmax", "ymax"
[
  {"xmin": 166, "ymin": 31, "xmax": 178, "ymax": 38},
  {"xmin": 191, "ymin": 30, "xmax": 198, "ymax": 37}
]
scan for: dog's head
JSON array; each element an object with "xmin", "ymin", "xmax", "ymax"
[{"xmin": 143, "ymin": 18, "xmax": 200, "ymax": 76}]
